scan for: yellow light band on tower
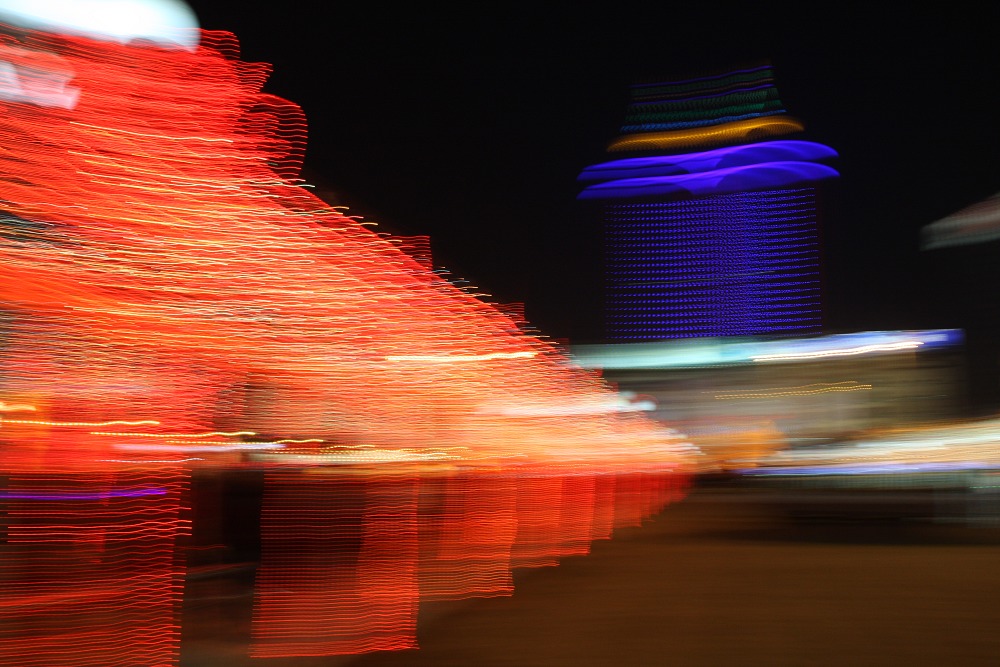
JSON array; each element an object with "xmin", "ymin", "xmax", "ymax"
[{"xmin": 608, "ymin": 116, "xmax": 804, "ymax": 152}]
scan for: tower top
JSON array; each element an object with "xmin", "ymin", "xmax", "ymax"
[{"xmin": 610, "ymin": 63, "xmax": 802, "ymax": 154}]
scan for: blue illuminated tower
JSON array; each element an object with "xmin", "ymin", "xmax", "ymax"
[{"xmin": 579, "ymin": 65, "xmax": 838, "ymax": 340}]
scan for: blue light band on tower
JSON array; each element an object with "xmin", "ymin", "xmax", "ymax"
[{"xmin": 580, "ymin": 65, "xmax": 838, "ymax": 340}]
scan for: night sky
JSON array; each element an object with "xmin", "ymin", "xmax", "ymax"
[{"xmin": 187, "ymin": 2, "xmax": 1000, "ymax": 343}]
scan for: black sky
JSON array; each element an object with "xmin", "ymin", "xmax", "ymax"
[{"xmin": 186, "ymin": 2, "xmax": 1000, "ymax": 342}]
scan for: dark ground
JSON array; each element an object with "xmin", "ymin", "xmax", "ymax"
[
  {"xmin": 342, "ymin": 484, "xmax": 1000, "ymax": 667},
  {"xmin": 184, "ymin": 482, "xmax": 1000, "ymax": 666}
]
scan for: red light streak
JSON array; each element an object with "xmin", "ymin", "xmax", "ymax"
[
  {"xmin": 0, "ymin": 22, "xmax": 692, "ymax": 662},
  {"xmin": 0, "ymin": 467, "xmax": 187, "ymax": 667},
  {"xmin": 251, "ymin": 470, "xmax": 419, "ymax": 657}
]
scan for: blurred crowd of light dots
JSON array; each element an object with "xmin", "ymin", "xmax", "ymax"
[
  {"xmin": 0, "ymin": 24, "xmax": 695, "ymax": 470},
  {"xmin": 0, "ymin": 19, "xmax": 693, "ymax": 666}
]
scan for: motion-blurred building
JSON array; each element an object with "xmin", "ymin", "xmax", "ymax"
[
  {"xmin": 921, "ymin": 192, "xmax": 1000, "ymax": 411},
  {"xmin": 573, "ymin": 329, "xmax": 966, "ymax": 470},
  {"xmin": 578, "ymin": 64, "xmax": 838, "ymax": 340}
]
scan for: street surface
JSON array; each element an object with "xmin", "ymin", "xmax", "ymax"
[{"xmin": 345, "ymin": 483, "xmax": 1000, "ymax": 667}]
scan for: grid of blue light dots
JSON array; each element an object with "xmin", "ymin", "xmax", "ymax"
[{"xmin": 605, "ymin": 187, "xmax": 822, "ymax": 339}]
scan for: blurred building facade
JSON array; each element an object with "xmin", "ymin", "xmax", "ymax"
[
  {"xmin": 921, "ymin": 193, "xmax": 1000, "ymax": 412},
  {"xmin": 573, "ymin": 330, "xmax": 966, "ymax": 469}
]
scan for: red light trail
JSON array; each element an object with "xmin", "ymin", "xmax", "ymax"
[{"xmin": 0, "ymin": 23, "xmax": 691, "ymax": 663}]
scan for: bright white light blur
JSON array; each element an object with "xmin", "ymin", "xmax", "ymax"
[
  {"xmin": 114, "ymin": 442, "xmax": 285, "ymax": 452},
  {"xmin": 385, "ymin": 351, "xmax": 537, "ymax": 363},
  {"xmin": 0, "ymin": 59, "xmax": 80, "ymax": 109},
  {"xmin": 479, "ymin": 392, "xmax": 656, "ymax": 417},
  {"xmin": 571, "ymin": 330, "xmax": 960, "ymax": 369},
  {"xmin": 0, "ymin": 0, "xmax": 200, "ymax": 50},
  {"xmin": 750, "ymin": 340, "xmax": 923, "ymax": 363}
]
